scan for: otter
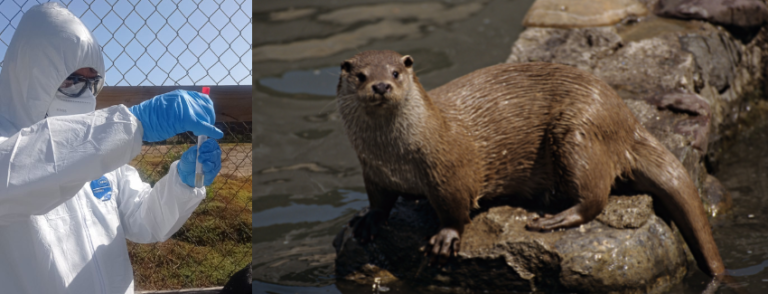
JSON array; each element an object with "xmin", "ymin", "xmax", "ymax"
[{"xmin": 336, "ymin": 50, "xmax": 725, "ymax": 277}]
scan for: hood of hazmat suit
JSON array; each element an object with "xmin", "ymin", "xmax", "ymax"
[{"xmin": 0, "ymin": 3, "xmax": 206, "ymax": 294}]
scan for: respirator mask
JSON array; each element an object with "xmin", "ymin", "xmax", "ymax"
[{"xmin": 46, "ymin": 73, "xmax": 103, "ymax": 118}]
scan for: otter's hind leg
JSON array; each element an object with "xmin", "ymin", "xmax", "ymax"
[{"xmin": 527, "ymin": 131, "xmax": 614, "ymax": 231}]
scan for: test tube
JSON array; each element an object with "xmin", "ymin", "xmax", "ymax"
[{"xmin": 195, "ymin": 87, "xmax": 211, "ymax": 188}]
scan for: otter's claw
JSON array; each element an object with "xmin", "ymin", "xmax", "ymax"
[{"xmin": 428, "ymin": 227, "xmax": 461, "ymax": 265}]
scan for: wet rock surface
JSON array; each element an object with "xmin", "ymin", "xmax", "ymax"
[
  {"xmin": 595, "ymin": 195, "xmax": 655, "ymax": 229},
  {"xmin": 334, "ymin": 196, "xmax": 690, "ymax": 293},
  {"xmin": 701, "ymin": 174, "xmax": 734, "ymax": 217},
  {"xmin": 523, "ymin": 0, "xmax": 648, "ymax": 28},
  {"xmin": 334, "ymin": 0, "xmax": 766, "ymax": 292},
  {"xmin": 655, "ymin": 0, "xmax": 768, "ymax": 29}
]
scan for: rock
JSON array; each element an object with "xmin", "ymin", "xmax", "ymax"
[
  {"xmin": 679, "ymin": 32, "xmax": 740, "ymax": 93},
  {"xmin": 655, "ymin": 0, "xmax": 768, "ymax": 29},
  {"xmin": 701, "ymin": 174, "xmax": 733, "ymax": 217},
  {"xmin": 507, "ymin": 27, "xmax": 623, "ymax": 72},
  {"xmin": 523, "ymin": 0, "xmax": 649, "ymax": 28},
  {"xmin": 595, "ymin": 195, "xmax": 654, "ymax": 229},
  {"xmin": 650, "ymin": 92, "xmax": 711, "ymax": 117},
  {"xmin": 673, "ymin": 113, "xmax": 711, "ymax": 153},
  {"xmin": 501, "ymin": 9, "xmax": 765, "ymax": 291},
  {"xmin": 334, "ymin": 196, "xmax": 690, "ymax": 293},
  {"xmin": 617, "ymin": 16, "xmax": 701, "ymax": 44},
  {"xmin": 649, "ymin": 92, "xmax": 712, "ymax": 152},
  {"xmin": 219, "ymin": 263, "xmax": 252, "ymax": 294}
]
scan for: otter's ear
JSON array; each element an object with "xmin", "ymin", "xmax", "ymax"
[
  {"xmin": 341, "ymin": 61, "xmax": 352, "ymax": 72},
  {"xmin": 402, "ymin": 55, "xmax": 413, "ymax": 68}
]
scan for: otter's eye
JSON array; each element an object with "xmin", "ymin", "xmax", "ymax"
[
  {"xmin": 393, "ymin": 71, "xmax": 399, "ymax": 78},
  {"xmin": 356, "ymin": 73, "xmax": 366, "ymax": 82}
]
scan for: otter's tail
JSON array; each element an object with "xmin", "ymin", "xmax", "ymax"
[{"xmin": 632, "ymin": 130, "xmax": 725, "ymax": 277}]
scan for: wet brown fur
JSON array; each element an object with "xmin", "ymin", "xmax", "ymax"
[{"xmin": 336, "ymin": 50, "xmax": 725, "ymax": 277}]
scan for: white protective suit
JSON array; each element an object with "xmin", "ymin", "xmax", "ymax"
[{"xmin": 0, "ymin": 3, "xmax": 206, "ymax": 294}]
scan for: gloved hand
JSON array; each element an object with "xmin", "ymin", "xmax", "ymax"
[
  {"xmin": 178, "ymin": 139, "xmax": 222, "ymax": 187},
  {"xmin": 129, "ymin": 89, "xmax": 224, "ymax": 142}
]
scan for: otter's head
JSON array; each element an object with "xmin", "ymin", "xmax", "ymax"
[{"xmin": 337, "ymin": 50, "xmax": 415, "ymax": 107}]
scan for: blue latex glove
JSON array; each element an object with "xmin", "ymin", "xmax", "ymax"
[
  {"xmin": 129, "ymin": 89, "xmax": 224, "ymax": 142},
  {"xmin": 178, "ymin": 139, "xmax": 222, "ymax": 187}
]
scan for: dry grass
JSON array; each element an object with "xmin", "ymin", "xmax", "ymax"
[{"xmin": 127, "ymin": 143, "xmax": 252, "ymax": 290}]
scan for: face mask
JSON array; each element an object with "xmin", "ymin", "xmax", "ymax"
[{"xmin": 46, "ymin": 88, "xmax": 96, "ymax": 118}]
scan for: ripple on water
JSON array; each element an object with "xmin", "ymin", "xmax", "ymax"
[{"xmin": 252, "ymin": 189, "xmax": 367, "ymax": 287}]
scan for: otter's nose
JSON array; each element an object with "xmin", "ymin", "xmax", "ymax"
[{"xmin": 372, "ymin": 83, "xmax": 391, "ymax": 95}]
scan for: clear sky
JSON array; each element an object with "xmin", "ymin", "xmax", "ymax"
[{"xmin": 0, "ymin": 0, "xmax": 252, "ymax": 86}]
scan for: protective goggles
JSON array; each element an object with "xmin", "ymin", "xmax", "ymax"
[{"xmin": 58, "ymin": 74, "xmax": 104, "ymax": 97}]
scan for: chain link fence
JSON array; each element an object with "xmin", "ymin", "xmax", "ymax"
[
  {"xmin": 1, "ymin": 0, "xmax": 252, "ymax": 290},
  {"xmin": 1, "ymin": 0, "xmax": 252, "ymax": 86}
]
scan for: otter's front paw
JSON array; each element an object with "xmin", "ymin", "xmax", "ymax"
[
  {"xmin": 349, "ymin": 209, "xmax": 388, "ymax": 243},
  {"xmin": 428, "ymin": 227, "xmax": 461, "ymax": 265}
]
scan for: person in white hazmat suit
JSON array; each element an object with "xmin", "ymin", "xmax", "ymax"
[{"xmin": 0, "ymin": 3, "xmax": 225, "ymax": 294}]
